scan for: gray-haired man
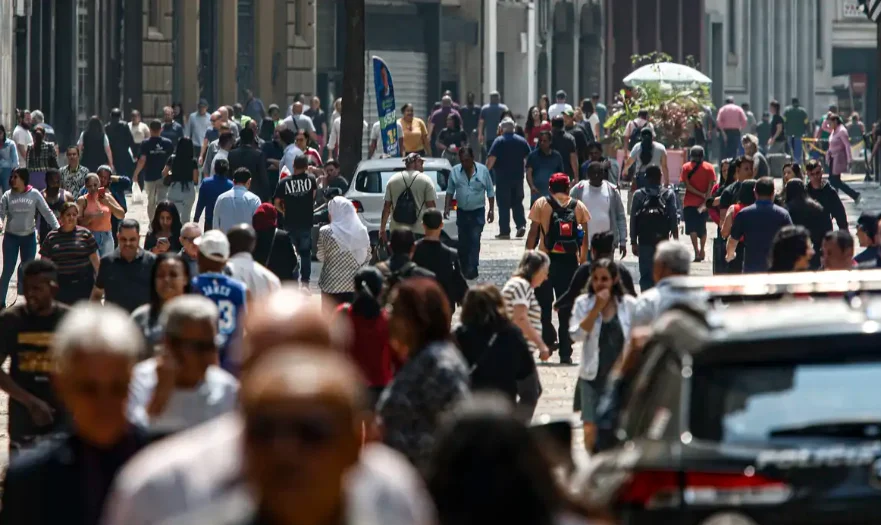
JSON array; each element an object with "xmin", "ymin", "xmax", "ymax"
[{"xmin": 630, "ymin": 241, "xmax": 692, "ymax": 328}]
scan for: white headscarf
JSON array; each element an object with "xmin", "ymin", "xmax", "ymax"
[{"xmin": 329, "ymin": 196, "xmax": 370, "ymax": 262}]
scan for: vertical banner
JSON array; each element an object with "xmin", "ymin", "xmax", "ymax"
[{"xmin": 372, "ymin": 56, "xmax": 399, "ymax": 157}]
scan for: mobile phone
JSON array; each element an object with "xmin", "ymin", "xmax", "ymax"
[
  {"xmin": 98, "ymin": 187, "xmax": 106, "ymax": 198},
  {"xmin": 158, "ymin": 237, "xmax": 169, "ymax": 245}
]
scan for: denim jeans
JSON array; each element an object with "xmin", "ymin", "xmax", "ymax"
[
  {"xmin": 0, "ymin": 167, "xmax": 11, "ymax": 193},
  {"xmin": 92, "ymin": 231, "xmax": 115, "ymax": 258},
  {"xmin": 495, "ymin": 179, "xmax": 525, "ymax": 235},
  {"xmin": 456, "ymin": 208, "xmax": 485, "ymax": 278},
  {"xmin": 289, "ymin": 229, "xmax": 312, "ymax": 284},
  {"xmin": 637, "ymin": 242, "xmax": 657, "ymax": 291},
  {"xmin": 0, "ymin": 232, "xmax": 37, "ymax": 305}
]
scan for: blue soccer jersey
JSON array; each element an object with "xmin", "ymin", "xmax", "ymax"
[{"xmin": 192, "ymin": 273, "xmax": 247, "ymax": 371}]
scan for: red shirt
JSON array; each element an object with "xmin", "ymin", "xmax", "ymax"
[
  {"xmin": 680, "ymin": 161, "xmax": 716, "ymax": 208},
  {"xmin": 526, "ymin": 121, "xmax": 551, "ymax": 147},
  {"xmin": 336, "ymin": 304, "xmax": 396, "ymax": 387}
]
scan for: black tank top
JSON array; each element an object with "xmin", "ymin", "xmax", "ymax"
[{"xmin": 81, "ymin": 131, "xmax": 109, "ymax": 171}]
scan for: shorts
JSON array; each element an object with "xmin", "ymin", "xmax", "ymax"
[
  {"xmin": 577, "ymin": 379, "xmax": 599, "ymax": 423},
  {"xmin": 683, "ymin": 206, "xmax": 708, "ymax": 237}
]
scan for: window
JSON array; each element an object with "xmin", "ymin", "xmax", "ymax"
[
  {"xmin": 354, "ymin": 170, "xmax": 449, "ymax": 194},
  {"xmin": 690, "ymin": 360, "xmax": 881, "ymax": 443},
  {"xmin": 148, "ymin": 0, "xmax": 161, "ymax": 30}
]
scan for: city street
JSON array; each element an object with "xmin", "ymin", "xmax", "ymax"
[{"xmin": 3, "ymin": 171, "xmax": 871, "ymax": 461}]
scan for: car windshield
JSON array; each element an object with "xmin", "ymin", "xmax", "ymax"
[
  {"xmin": 690, "ymin": 360, "xmax": 881, "ymax": 443},
  {"xmin": 353, "ymin": 169, "xmax": 449, "ymax": 194}
]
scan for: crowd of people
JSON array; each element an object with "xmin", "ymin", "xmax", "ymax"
[{"xmin": 0, "ymin": 82, "xmax": 877, "ymax": 525}]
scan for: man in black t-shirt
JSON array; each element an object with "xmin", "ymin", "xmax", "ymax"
[
  {"xmin": 550, "ymin": 116, "xmax": 578, "ymax": 180},
  {"xmin": 0, "ymin": 260, "xmax": 69, "ymax": 456},
  {"xmin": 274, "ymin": 154, "xmax": 317, "ymax": 285},
  {"xmin": 133, "ymin": 119, "xmax": 174, "ymax": 221}
]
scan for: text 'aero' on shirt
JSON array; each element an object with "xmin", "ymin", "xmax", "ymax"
[{"xmin": 274, "ymin": 173, "xmax": 317, "ymax": 232}]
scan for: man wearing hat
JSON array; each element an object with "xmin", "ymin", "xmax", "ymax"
[
  {"xmin": 854, "ymin": 212, "xmax": 881, "ymax": 267},
  {"xmin": 186, "ymin": 99, "xmax": 212, "ymax": 159},
  {"xmin": 192, "ymin": 230, "xmax": 248, "ymax": 374},
  {"xmin": 379, "ymin": 153, "xmax": 437, "ymax": 244},
  {"xmin": 548, "ymin": 90, "xmax": 574, "ymax": 121},
  {"xmin": 487, "ymin": 116, "xmax": 531, "ymax": 238}
]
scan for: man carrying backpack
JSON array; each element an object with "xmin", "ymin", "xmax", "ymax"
[
  {"xmin": 379, "ymin": 153, "xmax": 437, "ymax": 246},
  {"xmin": 526, "ymin": 173, "xmax": 591, "ymax": 365},
  {"xmin": 630, "ymin": 165, "xmax": 679, "ymax": 291}
]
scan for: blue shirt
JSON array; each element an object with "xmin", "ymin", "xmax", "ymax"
[
  {"xmin": 448, "ymin": 162, "xmax": 495, "ymax": 212},
  {"xmin": 213, "ymin": 185, "xmax": 262, "ymax": 233},
  {"xmin": 487, "ymin": 132, "xmax": 531, "ymax": 182},
  {"xmin": 730, "ymin": 200, "xmax": 793, "ymax": 273},
  {"xmin": 191, "ymin": 272, "xmax": 247, "ymax": 373},
  {"xmin": 526, "ymin": 149, "xmax": 565, "ymax": 198},
  {"xmin": 0, "ymin": 139, "xmax": 18, "ymax": 170},
  {"xmin": 194, "ymin": 175, "xmax": 234, "ymax": 229},
  {"xmin": 160, "ymin": 121, "xmax": 184, "ymax": 147}
]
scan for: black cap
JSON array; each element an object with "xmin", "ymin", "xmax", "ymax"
[
  {"xmin": 857, "ymin": 212, "xmax": 880, "ymax": 239},
  {"xmin": 198, "ymin": 98, "xmax": 209, "ymax": 107}
]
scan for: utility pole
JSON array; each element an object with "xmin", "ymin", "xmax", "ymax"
[{"xmin": 339, "ymin": 0, "xmax": 366, "ymax": 178}]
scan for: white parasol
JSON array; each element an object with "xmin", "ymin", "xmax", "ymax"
[{"xmin": 623, "ymin": 62, "xmax": 712, "ymax": 87}]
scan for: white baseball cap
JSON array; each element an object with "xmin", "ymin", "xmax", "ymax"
[{"xmin": 194, "ymin": 230, "xmax": 230, "ymax": 262}]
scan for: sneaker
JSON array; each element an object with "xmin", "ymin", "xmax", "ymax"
[
  {"xmin": 516, "ymin": 227, "xmax": 526, "ymax": 238},
  {"xmin": 559, "ymin": 356, "xmax": 574, "ymax": 365},
  {"xmin": 495, "ymin": 233, "xmax": 511, "ymax": 240}
]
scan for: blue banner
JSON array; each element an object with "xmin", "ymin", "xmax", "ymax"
[{"xmin": 372, "ymin": 56, "xmax": 399, "ymax": 157}]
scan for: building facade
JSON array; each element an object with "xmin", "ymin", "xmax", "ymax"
[
  {"xmin": 13, "ymin": 0, "xmax": 317, "ymax": 150},
  {"xmin": 831, "ymin": 0, "xmax": 878, "ymax": 123},
  {"xmin": 705, "ymin": 0, "xmax": 836, "ymax": 123}
]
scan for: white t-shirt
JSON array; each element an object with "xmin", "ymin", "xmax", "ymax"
[
  {"xmin": 129, "ymin": 121, "xmax": 150, "ymax": 144},
  {"xmin": 501, "ymin": 277, "xmax": 542, "ymax": 352},
  {"xmin": 227, "ymin": 252, "xmax": 281, "ymax": 299},
  {"xmin": 12, "ymin": 125, "xmax": 32, "ymax": 167},
  {"xmin": 127, "ymin": 358, "xmax": 239, "ymax": 435},
  {"xmin": 585, "ymin": 113, "xmax": 600, "ymax": 138},
  {"xmin": 548, "ymin": 103, "xmax": 573, "ymax": 121},
  {"xmin": 370, "ymin": 121, "xmax": 405, "ymax": 158},
  {"xmin": 583, "ymin": 182, "xmax": 611, "ymax": 245}
]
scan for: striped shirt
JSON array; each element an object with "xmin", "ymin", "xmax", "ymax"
[
  {"xmin": 501, "ymin": 277, "xmax": 542, "ymax": 351},
  {"xmin": 40, "ymin": 226, "xmax": 98, "ymax": 275},
  {"xmin": 316, "ymin": 226, "xmax": 369, "ymax": 294}
]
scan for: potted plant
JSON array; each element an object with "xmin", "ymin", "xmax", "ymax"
[{"xmin": 604, "ymin": 53, "xmax": 714, "ymax": 184}]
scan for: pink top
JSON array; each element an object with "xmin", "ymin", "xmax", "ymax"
[
  {"xmin": 826, "ymin": 126, "xmax": 852, "ymax": 175},
  {"xmin": 716, "ymin": 104, "xmax": 747, "ymax": 131}
]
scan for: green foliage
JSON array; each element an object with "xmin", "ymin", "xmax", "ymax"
[{"xmin": 605, "ymin": 53, "xmax": 714, "ymax": 150}]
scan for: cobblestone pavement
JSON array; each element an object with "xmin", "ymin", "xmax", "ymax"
[{"xmin": 0, "ymin": 173, "xmax": 874, "ymax": 461}]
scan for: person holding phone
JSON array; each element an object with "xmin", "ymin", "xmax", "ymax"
[
  {"xmin": 76, "ymin": 172, "xmax": 125, "ymax": 257},
  {"xmin": 144, "ymin": 201, "xmax": 183, "ymax": 255}
]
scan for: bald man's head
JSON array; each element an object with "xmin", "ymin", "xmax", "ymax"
[
  {"xmin": 242, "ymin": 286, "xmax": 349, "ymax": 369},
  {"xmin": 241, "ymin": 348, "xmax": 362, "ymax": 525}
]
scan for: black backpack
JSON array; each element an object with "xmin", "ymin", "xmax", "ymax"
[
  {"xmin": 392, "ymin": 173, "xmax": 421, "ymax": 225},
  {"xmin": 628, "ymin": 121, "xmax": 644, "ymax": 150},
  {"xmin": 634, "ymin": 190, "xmax": 672, "ymax": 246},
  {"xmin": 379, "ymin": 261, "xmax": 419, "ymax": 304},
  {"xmin": 543, "ymin": 198, "xmax": 580, "ymax": 255},
  {"xmin": 578, "ymin": 119, "xmax": 596, "ymax": 144}
]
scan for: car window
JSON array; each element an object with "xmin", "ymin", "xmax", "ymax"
[
  {"xmin": 353, "ymin": 169, "xmax": 449, "ymax": 193},
  {"xmin": 690, "ymin": 360, "xmax": 881, "ymax": 444}
]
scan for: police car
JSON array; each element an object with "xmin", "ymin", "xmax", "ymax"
[{"xmin": 581, "ymin": 299, "xmax": 881, "ymax": 525}]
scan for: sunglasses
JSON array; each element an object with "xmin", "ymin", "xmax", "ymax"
[{"xmin": 245, "ymin": 411, "xmax": 341, "ymax": 446}]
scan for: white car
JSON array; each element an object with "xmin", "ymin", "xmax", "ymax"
[{"xmin": 346, "ymin": 157, "xmax": 458, "ymax": 244}]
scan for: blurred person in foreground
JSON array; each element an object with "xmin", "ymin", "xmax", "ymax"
[
  {"xmin": 0, "ymin": 260, "xmax": 69, "ymax": 456},
  {"xmin": 768, "ymin": 225, "xmax": 814, "ymax": 273},
  {"xmin": 1, "ymin": 303, "xmax": 148, "ymax": 525},
  {"xmin": 453, "ymin": 284, "xmax": 540, "ymax": 422},
  {"xmin": 854, "ymin": 212, "xmax": 881, "ymax": 267},
  {"xmin": 164, "ymin": 349, "xmax": 434, "ymax": 525},
  {"xmin": 822, "ymin": 230, "xmax": 855, "ymax": 271},
  {"xmin": 226, "ymin": 223, "xmax": 282, "ymax": 300},
  {"xmin": 102, "ymin": 286, "xmax": 435, "ymax": 525},
  {"xmin": 130, "ymin": 253, "xmax": 192, "ymax": 356},
  {"xmin": 376, "ymin": 277, "xmax": 470, "ymax": 470},
  {"xmin": 428, "ymin": 395, "xmax": 601, "ymax": 525}
]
